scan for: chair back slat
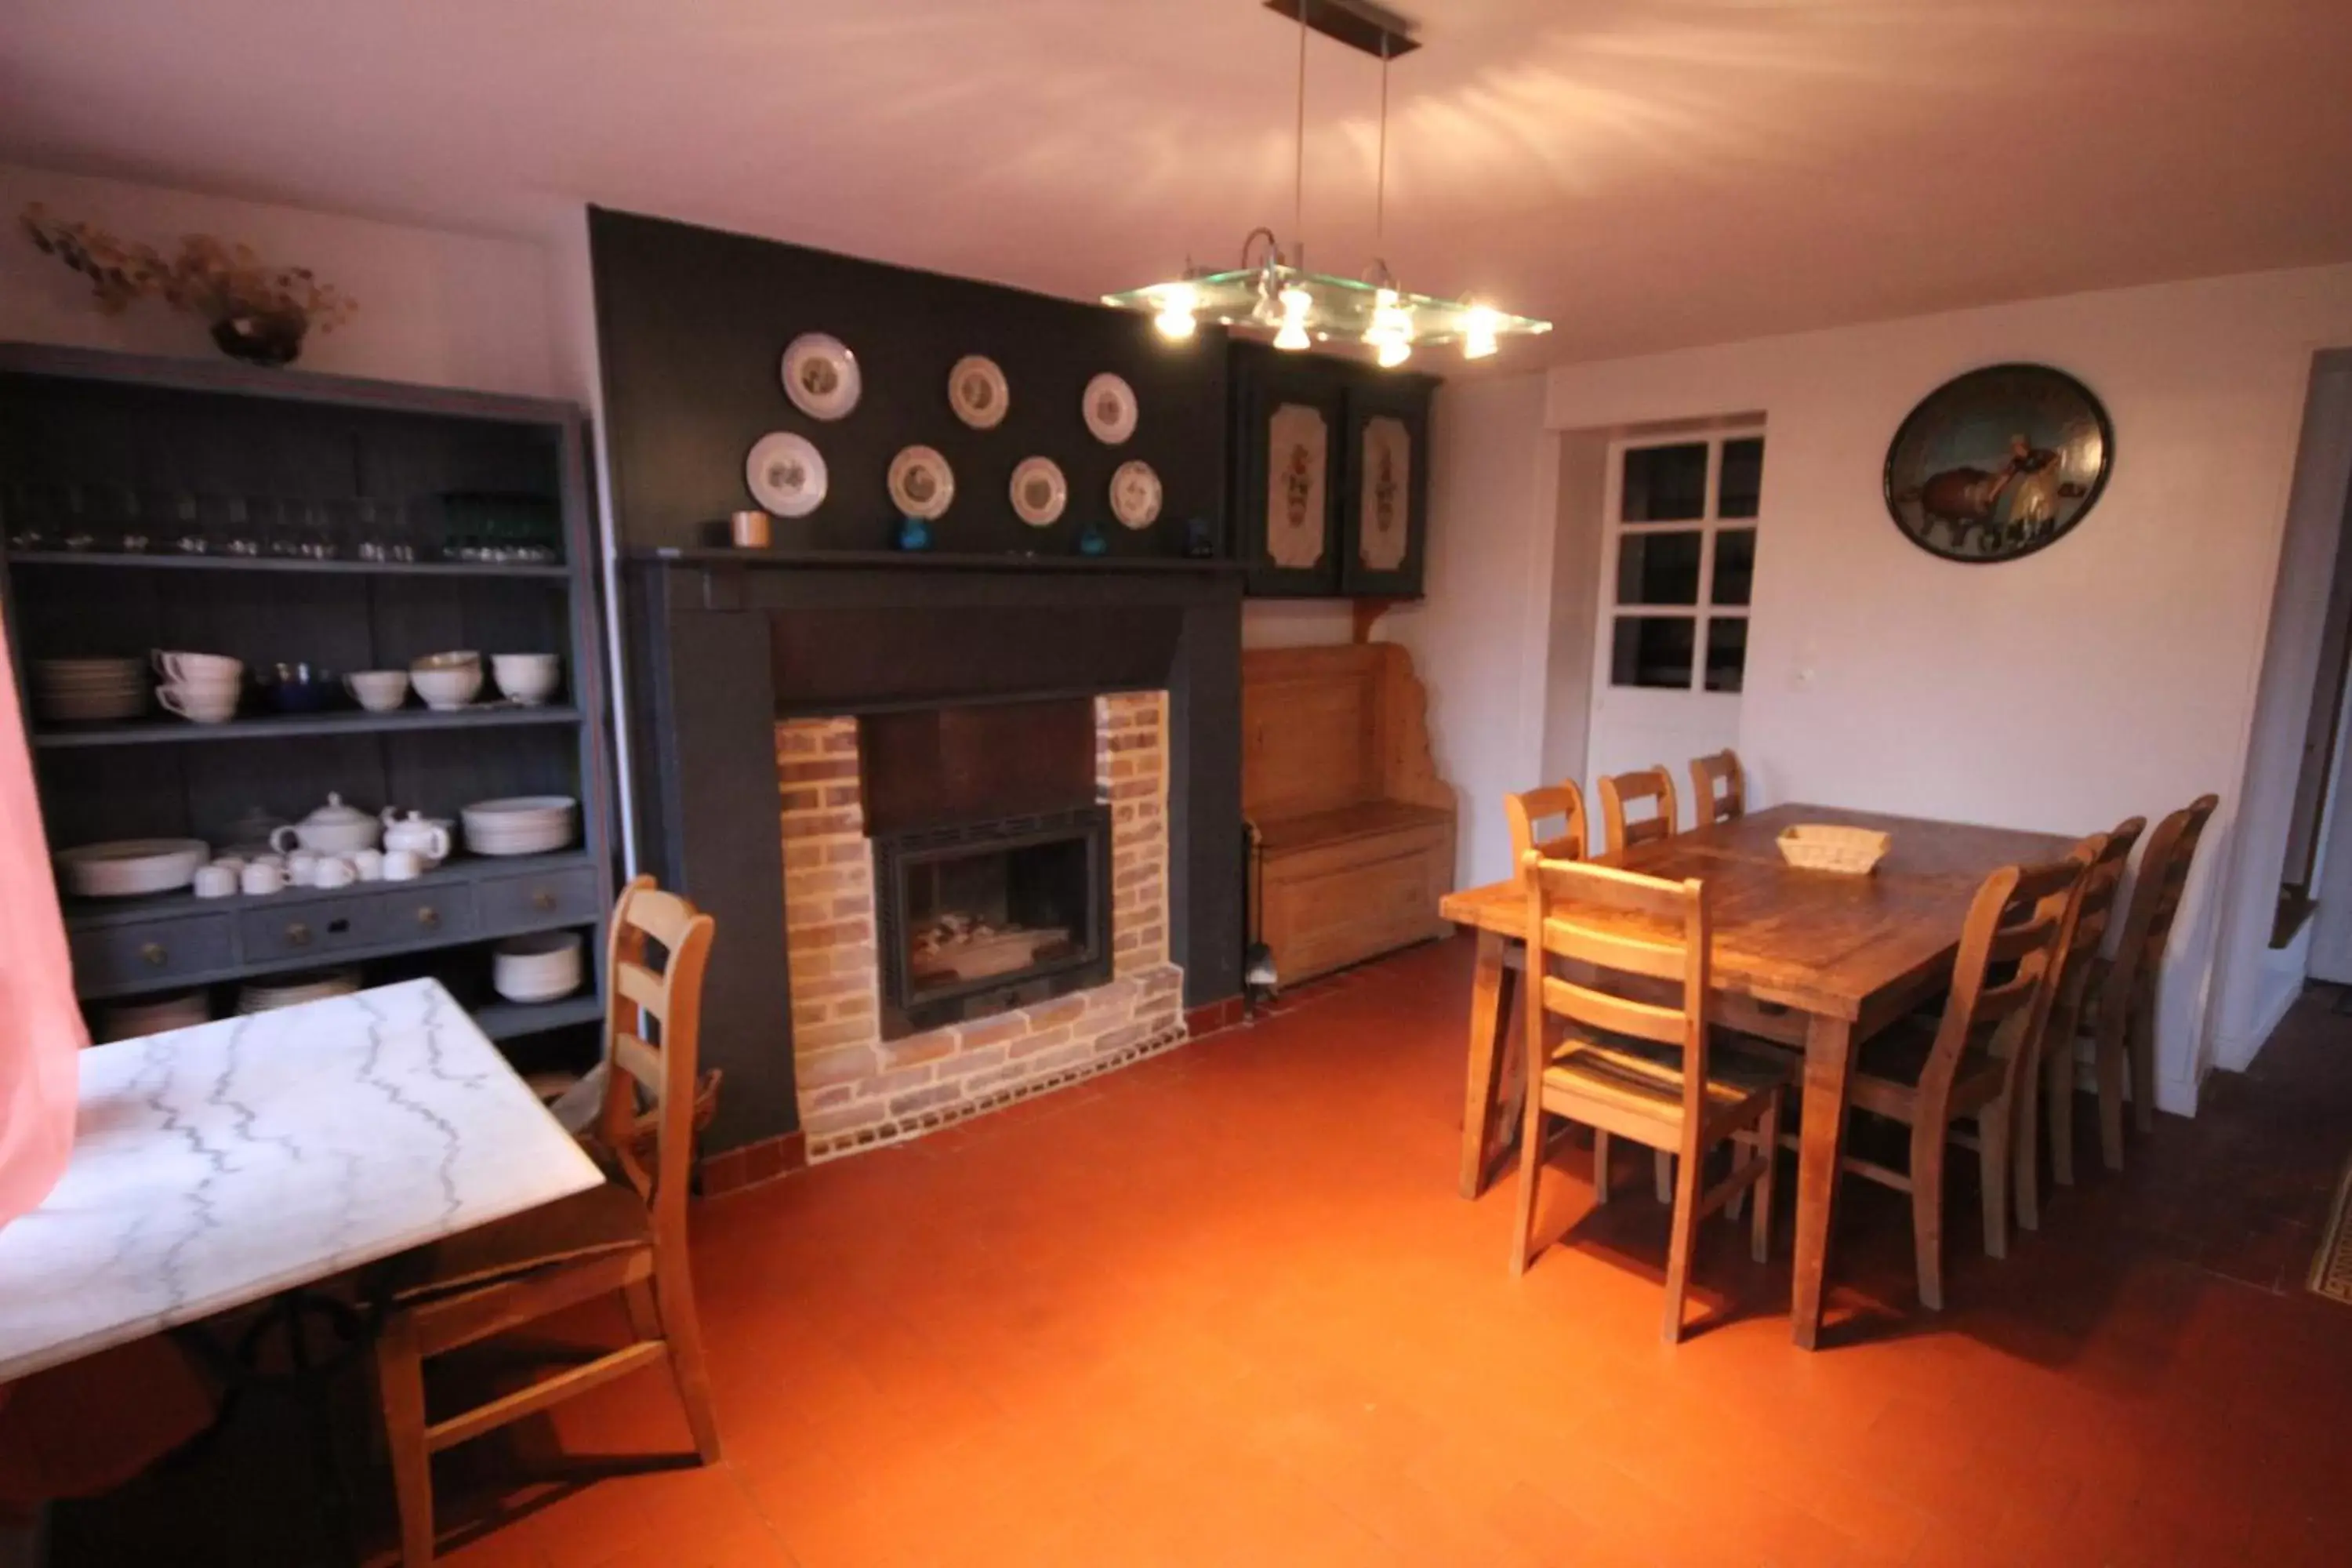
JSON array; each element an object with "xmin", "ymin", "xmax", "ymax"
[
  {"xmin": 1541, "ymin": 973, "xmax": 1689, "ymax": 1046},
  {"xmin": 1540, "ymin": 917, "xmax": 1688, "ymax": 983},
  {"xmin": 2111, "ymin": 795, "xmax": 2220, "ymax": 993},
  {"xmin": 1917, "ymin": 848, "xmax": 2089, "ymax": 1102},
  {"xmin": 1508, "ymin": 782, "xmax": 1588, "ymax": 880},
  {"xmin": 612, "ymin": 1033, "xmax": 666, "ymax": 1097},
  {"xmin": 614, "ymin": 958, "xmax": 667, "ymax": 1019},
  {"xmin": 1598, "ymin": 766, "xmax": 1680, "ymax": 856},
  {"xmin": 1523, "ymin": 853, "xmax": 1711, "ymax": 1137},
  {"xmin": 600, "ymin": 876, "xmax": 717, "ymax": 1248},
  {"xmin": 1689, "ymin": 750, "xmax": 1746, "ymax": 828}
]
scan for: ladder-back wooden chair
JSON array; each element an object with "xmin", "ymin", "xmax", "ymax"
[
  {"xmin": 1689, "ymin": 750, "xmax": 1746, "ymax": 829},
  {"xmin": 1597, "ymin": 766, "xmax": 1680, "ymax": 857},
  {"xmin": 372, "ymin": 876, "xmax": 724, "ymax": 1565},
  {"xmin": 2090, "ymin": 794, "xmax": 2219, "ymax": 1169},
  {"xmin": 1512, "ymin": 854, "xmax": 1789, "ymax": 1343},
  {"xmin": 2022, "ymin": 817, "xmax": 2143, "ymax": 1210},
  {"xmin": 1506, "ymin": 779, "xmax": 1589, "ymax": 877},
  {"xmin": 1842, "ymin": 850, "xmax": 2088, "ymax": 1309}
]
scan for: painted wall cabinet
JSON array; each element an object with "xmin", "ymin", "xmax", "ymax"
[{"xmin": 1230, "ymin": 343, "xmax": 1434, "ymax": 600}]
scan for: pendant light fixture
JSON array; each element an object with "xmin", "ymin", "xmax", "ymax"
[{"xmin": 1104, "ymin": 0, "xmax": 1550, "ymax": 365}]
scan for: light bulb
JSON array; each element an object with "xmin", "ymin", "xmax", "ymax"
[
  {"xmin": 1152, "ymin": 285, "xmax": 1198, "ymax": 340},
  {"xmin": 1462, "ymin": 305, "xmax": 1500, "ymax": 360},
  {"xmin": 1273, "ymin": 285, "xmax": 1313, "ymax": 351},
  {"xmin": 1375, "ymin": 339, "xmax": 1411, "ymax": 368}
]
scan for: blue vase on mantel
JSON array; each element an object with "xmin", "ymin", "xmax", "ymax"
[
  {"xmin": 1076, "ymin": 521, "xmax": 1109, "ymax": 557},
  {"xmin": 894, "ymin": 513, "xmax": 931, "ymax": 553}
]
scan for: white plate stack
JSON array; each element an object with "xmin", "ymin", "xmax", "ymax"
[
  {"xmin": 32, "ymin": 658, "xmax": 146, "ymax": 723},
  {"xmin": 95, "ymin": 990, "xmax": 211, "ymax": 1043},
  {"xmin": 235, "ymin": 968, "xmax": 361, "ymax": 1015},
  {"xmin": 461, "ymin": 796, "xmax": 577, "ymax": 857},
  {"xmin": 492, "ymin": 931, "xmax": 583, "ymax": 1003}
]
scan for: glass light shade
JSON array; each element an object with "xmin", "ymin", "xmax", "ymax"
[{"xmin": 1107, "ymin": 264, "xmax": 1549, "ymax": 360}]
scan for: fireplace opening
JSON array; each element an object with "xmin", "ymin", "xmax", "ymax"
[{"xmin": 875, "ymin": 805, "xmax": 1112, "ymax": 1039}]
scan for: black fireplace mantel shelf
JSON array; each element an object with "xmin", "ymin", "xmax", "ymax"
[{"xmin": 630, "ymin": 546, "xmax": 1245, "ymax": 576}]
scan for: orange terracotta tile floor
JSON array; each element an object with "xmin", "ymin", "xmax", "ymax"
[{"xmin": 46, "ymin": 935, "xmax": 2352, "ymax": 1566}]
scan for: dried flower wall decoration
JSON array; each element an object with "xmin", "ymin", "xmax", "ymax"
[{"xmin": 20, "ymin": 203, "xmax": 358, "ymax": 367}]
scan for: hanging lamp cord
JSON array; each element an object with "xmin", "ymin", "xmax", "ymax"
[
  {"xmin": 1292, "ymin": 2, "xmax": 1307, "ymax": 267},
  {"xmin": 1375, "ymin": 34, "xmax": 1388, "ymax": 252}
]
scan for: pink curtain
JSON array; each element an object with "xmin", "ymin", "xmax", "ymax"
[{"xmin": 0, "ymin": 602, "xmax": 80, "ymax": 1228}]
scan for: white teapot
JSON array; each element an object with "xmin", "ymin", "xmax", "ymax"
[
  {"xmin": 270, "ymin": 793, "xmax": 383, "ymax": 855},
  {"xmin": 379, "ymin": 808, "xmax": 452, "ymax": 866}
]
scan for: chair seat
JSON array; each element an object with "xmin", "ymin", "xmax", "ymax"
[
  {"xmin": 387, "ymin": 1179, "xmax": 650, "ymax": 1304},
  {"xmin": 1541, "ymin": 1030, "xmax": 1790, "ymax": 1126},
  {"xmin": 1850, "ymin": 1019, "xmax": 2004, "ymax": 1123}
]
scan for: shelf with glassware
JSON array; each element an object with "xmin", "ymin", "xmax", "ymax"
[
  {"xmin": 1228, "ymin": 341, "xmax": 1434, "ymax": 600},
  {"xmin": 0, "ymin": 340, "xmax": 617, "ymax": 1053}
]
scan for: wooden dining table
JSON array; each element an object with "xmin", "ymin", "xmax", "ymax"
[{"xmin": 1439, "ymin": 802, "xmax": 2078, "ymax": 1349}]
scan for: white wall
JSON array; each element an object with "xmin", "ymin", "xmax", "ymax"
[
  {"xmin": 1379, "ymin": 371, "xmax": 1559, "ymax": 887},
  {"xmin": 1497, "ymin": 264, "xmax": 2352, "ymax": 1114},
  {"xmin": 0, "ymin": 163, "xmax": 561, "ymax": 398}
]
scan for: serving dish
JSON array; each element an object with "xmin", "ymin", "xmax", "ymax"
[
  {"xmin": 745, "ymin": 431, "xmax": 828, "ymax": 518},
  {"xmin": 1010, "ymin": 457, "xmax": 1068, "ymax": 527},
  {"xmin": 781, "ymin": 333, "xmax": 861, "ymax": 420},
  {"xmin": 56, "ymin": 837, "xmax": 210, "ymax": 898}
]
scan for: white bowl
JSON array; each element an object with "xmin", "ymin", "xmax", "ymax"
[
  {"xmin": 462, "ymin": 796, "xmax": 577, "ymax": 856},
  {"xmin": 493, "ymin": 931, "xmax": 583, "ymax": 1004},
  {"xmin": 490, "ymin": 653, "xmax": 561, "ymax": 705},
  {"xmin": 412, "ymin": 650, "xmax": 481, "ymax": 672},
  {"xmin": 56, "ymin": 838, "xmax": 210, "ymax": 898},
  {"xmin": 346, "ymin": 670, "xmax": 411, "ymax": 713},
  {"xmin": 411, "ymin": 666, "xmax": 484, "ymax": 710}
]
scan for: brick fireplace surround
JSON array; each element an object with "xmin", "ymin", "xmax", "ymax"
[{"xmin": 776, "ymin": 691, "xmax": 1185, "ymax": 1160}]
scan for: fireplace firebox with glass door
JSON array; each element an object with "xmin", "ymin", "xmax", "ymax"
[{"xmin": 861, "ymin": 700, "xmax": 1112, "ymax": 1040}]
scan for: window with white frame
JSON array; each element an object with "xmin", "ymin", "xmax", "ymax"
[{"xmin": 1604, "ymin": 433, "xmax": 1762, "ymax": 694}]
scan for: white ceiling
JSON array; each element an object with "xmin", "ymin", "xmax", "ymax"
[{"xmin": 5, "ymin": 0, "xmax": 2352, "ymax": 365}]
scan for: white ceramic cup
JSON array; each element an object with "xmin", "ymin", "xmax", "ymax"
[
  {"xmin": 156, "ymin": 684, "xmax": 240, "ymax": 722},
  {"xmin": 285, "ymin": 848, "xmax": 321, "ymax": 886},
  {"xmin": 490, "ymin": 653, "xmax": 561, "ymax": 706},
  {"xmin": 250, "ymin": 852, "xmax": 285, "ymax": 871},
  {"xmin": 312, "ymin": 855, "xmax": 358, "ymax": 890},
  {"xmin": 382, "ymin": 848, "xmax": 423, "ymax": 881},
  {"xmin": 192, "ymin": 864, "xmax": 238, "ymax": 898},
  {"xmin": 351, "ymin": 848, "xmax": 385, "ymax": 882},
  {"xmin": 344, "ymin": 670, "xmax": 411, "ymax": 713},
  {"xmin": 240, "ymin": 861, "xmax": 286, "ymax": 895},
  {"xmin": 209, "ymin": 855, "xmax": 246, "ymax": 875},
  {"xmin": 152, "ymin": 651, "xmax": 242, "ymax": 682}
]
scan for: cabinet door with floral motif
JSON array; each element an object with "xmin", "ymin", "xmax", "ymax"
[
  {"xmin": 1232, "ymin": 344, "xmax": 1345, "ymax": 597},
  {"xmin": 1339, "ymin": 377, "xmax": 1432, "ymax": 598}
]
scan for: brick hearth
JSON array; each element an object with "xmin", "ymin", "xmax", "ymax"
[{"xmin": 775, "ymin": 691, "xmax": 1185, "ymax": 1160}]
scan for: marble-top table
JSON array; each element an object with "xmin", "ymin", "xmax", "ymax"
[{"xmin": 0, "ymin": 978, "xmax": 602, "ymax": 1383}]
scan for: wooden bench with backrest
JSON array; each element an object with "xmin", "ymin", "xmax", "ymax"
[{"xmin": 1243, "ymin": 643, "xmax": 1457, "ymax": 985}]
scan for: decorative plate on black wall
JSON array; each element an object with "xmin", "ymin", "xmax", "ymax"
[{"xmin": 1882, "ymin": 363, "xmax": 2113, "ymax": 564}]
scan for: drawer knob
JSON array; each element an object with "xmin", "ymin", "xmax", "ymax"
[
  {"xmin": 416, "ymin": 906, "xmax": 441, "ymax": 929},
  {"xmin": 285, "ymin": 922, "xmax": 312, "ymax": 947},
  {"xmin": 140, "ymin": 942, "xmax": 167, "ymax": 967},
  {"xmin": 531, "ymin": 890, "xmax": 556, "ymax": 911}
]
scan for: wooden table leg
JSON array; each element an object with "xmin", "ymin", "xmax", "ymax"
[
  {"xmin": 1791, "ymin": 1011, "xmax": 1854, "ymax": 1350},
  {"xmin": 1457, "ymin": 930, "xmax": 1519, "ymax": 1199}
]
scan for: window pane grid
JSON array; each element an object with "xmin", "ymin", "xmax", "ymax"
[{"xmin": 1606, "ymin": 432, "xmax": 1762, "ymax": 693}]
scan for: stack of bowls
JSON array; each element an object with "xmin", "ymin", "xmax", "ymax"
[
  {"xmin": 235, "ymin": 968, "xmax": 361, "ymax": 1014},
  {"xmin": 492, "ymin": 931, "xmax": 583, "ymax": 1003},
  {"xmin": 152, "ymin": 651, "xmax": 245, "ymax": 724},
  {"xmin": 32, "ymin": 657, "xmax": 146, "ymax": 723},
  {"xmin": 410, "ymin": 651, "xmax": 483, "ymax": 711},
  {"xmin": 461, "ymin": 796, "xmax": 577, "ymax": 856}
]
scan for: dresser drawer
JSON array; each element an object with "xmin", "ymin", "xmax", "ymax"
[
  {"xmin": 235, "ymin": 884, "xmax": 477, "ymax": 961},
  {"xmin": 474, "ymin": 865, "xmax": 602, "ymax": 935},
  {"xmin": 362, "ymin": 883, "xmax": 478, "ymax": 946},
  {"xmin": 70, "ymin": 914, "xmax": 235, "ymax": 994}
]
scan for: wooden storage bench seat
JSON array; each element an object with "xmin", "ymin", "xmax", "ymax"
[{"xmin": 1243, "ymin": 644, "xmax": 1458, "ymax": 985}]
